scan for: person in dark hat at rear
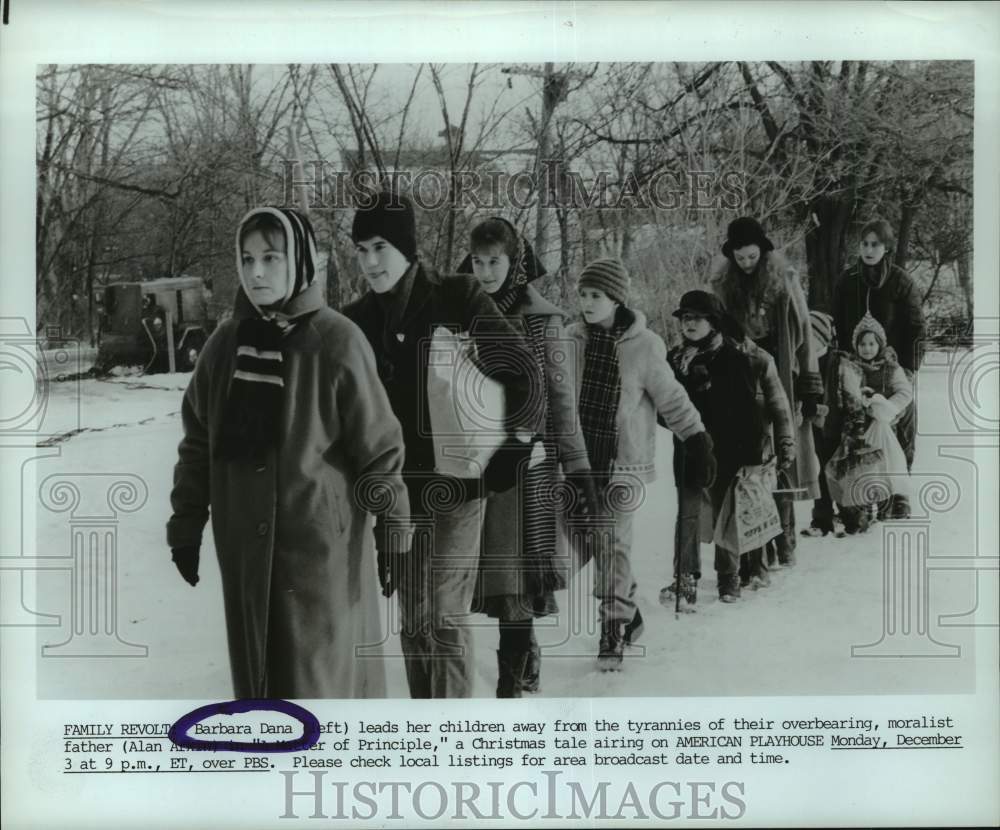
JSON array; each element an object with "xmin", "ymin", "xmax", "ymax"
[
  {"xmin": 342, "ymin": 192, "xmax": 544, "ymax": 699},
  {"xmin": 664, "ymin": 290, "xmax": 765, "ymax": 605},
  {"xmin": 711, "ymin": 217, "xmax": 824, "ymax": 567}
]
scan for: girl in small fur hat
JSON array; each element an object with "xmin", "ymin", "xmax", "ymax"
[
  {"xmin": 167, "ymin": 206, "xmax": 412, "ymax": 699},
  {"xmin": 824, "ymin": 312, "xmax": 913, "ymax": 534}
]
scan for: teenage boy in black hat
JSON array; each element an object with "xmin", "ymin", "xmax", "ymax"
[{"xmin": 343, "ymin": 191, "xmax": 544, "ymax": 699}]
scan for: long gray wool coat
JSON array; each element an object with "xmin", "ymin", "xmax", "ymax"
[{"xmin": 167, "ymin": 283, "xmax": 410, "ymax": 699}]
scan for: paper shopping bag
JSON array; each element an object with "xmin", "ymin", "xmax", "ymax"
[
  {"xmin": 426, "ymin": 326, "xmax": 506, "ymax": 478},
  {"xmin": 714, "ymin": 464, "xmax": 783, "ymax": 554}
]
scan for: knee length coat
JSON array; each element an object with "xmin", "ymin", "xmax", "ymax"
[
  {"xmin": 475, "ymin": 285, "xmax": 591, "ymax": 612},
  {"xmin": 167, "ymin": 283, "xmax": 410, "ymax": 699},
  {"xmin": 711, "ymin": 252, "xmax": 822, "ymax": 499}
]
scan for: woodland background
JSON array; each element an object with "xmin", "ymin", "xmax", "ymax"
[{"xmin": 35, "ymin": 61, "xmax": 973, "ymax": 346}]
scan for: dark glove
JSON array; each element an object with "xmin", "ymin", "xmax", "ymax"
[
  {"xmin": 171, "ymin": 546, "xmax": 200, "ymax": 587},
  {"xmin": 377, "ymin": 549, "xmax": 410, "ymax": 598},
  {"xmin": 483, "ymin": 434, "xmax": 535, "ymax": 494},
  {"xmin": 682, "ymin": 431, "xmax": 716, "ymax": 490},
  {"xmin": 564, "ymin": 471, "xmax": 604, "ymax": 519},
  {"xmin": 374, "ymin": 519, "xmax": 411, "ymax": 598}
]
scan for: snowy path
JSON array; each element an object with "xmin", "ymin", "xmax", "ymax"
[{"xmin": 29, "ymin": 353, "xmax": 992, "ymax": 699}]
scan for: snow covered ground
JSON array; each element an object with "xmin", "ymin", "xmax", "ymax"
[{"xmin": 25, "ymin": 349, "xmax": 995, "ymax": 699}]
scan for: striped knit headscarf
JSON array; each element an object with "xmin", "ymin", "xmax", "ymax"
[{"xmin": 217, "ymin": 206, "xmax": 319, "ymax": 460}]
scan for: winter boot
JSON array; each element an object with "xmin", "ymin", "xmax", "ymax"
[
  {"xmin": 718, "ymin": 572, "xmax": 741, "ymax": 603},
  {"xmin": 801, "ymin": 520, "xmax": 834, "ymax": 538},
  {"xmin": 804, "ymin": 500, "xmax": 836, "ymax": 536},
  {"xmin": 623, "ymin": 608, "xmax": 645, "ymax": 646},
  {"xmin": 597, "ymin": 621, "xmax": 625, "ymax": 671},
  {"xmin": 739, "ymin": 553, "xmax": 751, "ymax": 587},
  {"xmin": 749, "ymin": 549, "xmax": 770, "ymax": 589},
  {"xmin": 890, "ymin": 494, "xmax": 911, "ymax": 520},
  {"xmin": 496, "ymin": 650, "xmax": 530, "ymax": 698},
  {"xmin": 522, "ymin": 641, "xmax": 541, "ymax": 694},
  {"xmin": 659, "ymin": 575, "xmax": 697, "ymax": 609},
  {"xmin": 837, "ymin": 505, "xmax": 870, "ymax": 537},
  {"xmin": 775, "ymin": 534, "xmax": 796, "ymax": 567}
]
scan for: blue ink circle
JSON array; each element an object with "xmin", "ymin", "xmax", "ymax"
[{"xmin": 168, "ymin": 698, "xmax": 320, "ymax": 753}]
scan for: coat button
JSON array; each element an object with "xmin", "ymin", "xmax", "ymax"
[{"xmin": 256, "ymin": 522, "xmax": 269, "ymax": 536}]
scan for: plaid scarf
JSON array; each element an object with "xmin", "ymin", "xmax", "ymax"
[
  {"xmin": 218, "ymin": 207, "xmax": 318, "ymax": 460},
  {"xmin": 579, "ymin": 310, "xmax": 629, "ymax": 487}
]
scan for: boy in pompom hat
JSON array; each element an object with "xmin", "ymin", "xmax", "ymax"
[
  {"xmin": 566, "ymin": 259, "xmax": 710, "ymax": 670},
  {"xmin": 344, "ymin": 191, "xmax": 545, "ymax": 699}
]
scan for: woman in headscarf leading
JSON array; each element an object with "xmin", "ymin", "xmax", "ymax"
[{"xmin": 167, "ymin": 206, "xmax": 411, "ymax": 699}]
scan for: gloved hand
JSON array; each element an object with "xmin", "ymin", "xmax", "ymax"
[
  {"xmin": 800, "ymin": 397, "xmax": 820, "ymax": 418},
  {"xmin": 171, "ymin": 546, "xmax": 200, "ymax": 587},
  {"xmin": 564, "ymin": 471, "xmax": 604, "ymax": 518},
  {"xmin": 868, "ymin": 393, "xmax": 898, "ymax": 423},
  {"xmin": 374, "ymin": 519, "xmax": 412, "ymax": 598},
  {"xmin": 483, "ymin": 433, "xmax": 536, "ymax": 493},
  {"xmin": 377, "ymin": 549, "xmax": 411, "ymax": 598},
  {"xmin": 682, "ymin": 431, "xmax": 716, "ymax": 490}
]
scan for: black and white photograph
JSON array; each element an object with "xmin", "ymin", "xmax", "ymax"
[
  {"xmin": 2, "ymin": 2, "xmax": 998, "ymax": 828},
  {"xmin": 28, "ymin": 57, "xmax": 983, "ymax": 698}
]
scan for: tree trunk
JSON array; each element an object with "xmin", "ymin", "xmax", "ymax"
[
  {"xmin": 956, "ymin": 247, "xmax": 972, "ymax": 320},
  {"xmin": 895, "ymin": 202, "xmax": 918, "ymax": 271},
  {"xmin": 804, "ymin": 194, "xmax": 851, "ymax": 312}
]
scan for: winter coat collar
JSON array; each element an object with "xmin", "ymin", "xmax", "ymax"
[
  {"xmin": 508, "ymin": 283, "xmax": 567, "ymax": 320},
  {"xmin": 233, "ymin": 280, "xmax": 324, "ymax": 323}
]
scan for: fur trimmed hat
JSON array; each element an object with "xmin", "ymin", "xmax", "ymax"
[
  {"xmin": 577, "ymin": 257, "xmax": 630, "ymax": 304},
  {"xmin": 351, "ymin": 191, "xmax": 418, "ymax": 262},
  {"xmin": 852, "ymin": 311, "xmax": 887, "ymax": 351},
  {"xmin": 722, "ymin": 216, "xmax": 774, "ymax": 259}
]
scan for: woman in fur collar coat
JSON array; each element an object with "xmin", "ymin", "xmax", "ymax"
[{"xmin": 710, "ymin": 217, "xmax": 823, "ymax": 566}]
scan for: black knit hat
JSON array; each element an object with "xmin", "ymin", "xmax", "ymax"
[
  {"xmin": 577, "ymin": 257, "xmax": 630, "ymax": 304},
  {"xmin": 721, "ymin": 216, "xmax": 774, "ymax": 259},
  {"xmin": 351, "ymin": 191, "xmax": 418, "ymax": 262},
  {"xmin": 672, "ymin": 290, "xmax": 726, "ymax": 328}
]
